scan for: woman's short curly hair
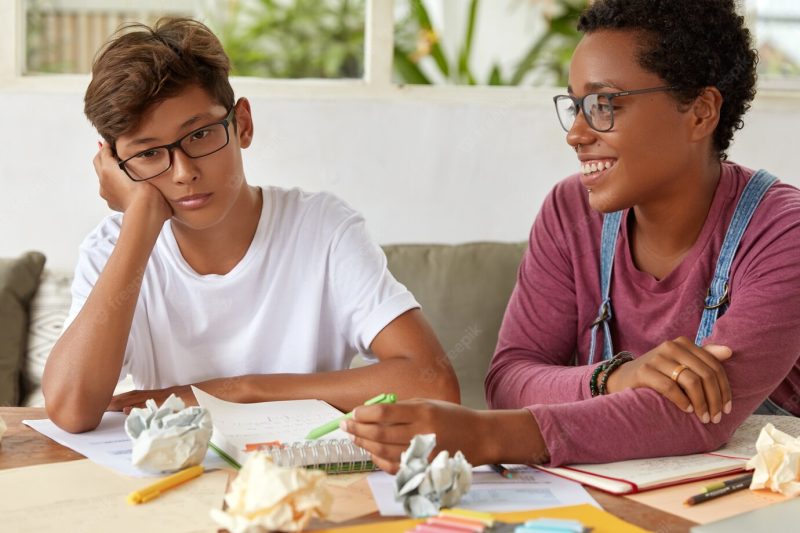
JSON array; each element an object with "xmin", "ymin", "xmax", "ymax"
[{"xmin": 578, "ymin": 0, "xmax": 757, "ymax": 159}]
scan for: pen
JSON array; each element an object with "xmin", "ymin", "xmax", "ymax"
[
  {"xmin": 126, "ymin": 464, "xmax": 205, "ymax": 505},
  {"xmin": 684, "ymin": 473, "xmax": 753, "ymax": 506},
  {"xmin": 701, "ymin": 472, "xmax": 753, "ymax": 493},
  {"xmin": 208, "ymin": 442, "xmax": 241, "ymax": 470},
  {"xmin": 305, "ymin": 393, "xmax": 397, "ymax": 439},
  {"xmin": 490, "ymin": 463, "xmax": 514, "ymax": 479}
]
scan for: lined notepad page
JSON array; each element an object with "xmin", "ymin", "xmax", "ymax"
[{"xmin": 193, "ymin": 387, "xmax": 351, "ymax": 452}]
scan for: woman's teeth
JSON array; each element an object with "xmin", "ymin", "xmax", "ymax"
[{"xmin": 582, "ymin": 161, "xmax": 614, "ymax": 175}]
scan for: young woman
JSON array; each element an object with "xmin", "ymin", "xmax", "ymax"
[{"xmin": 342, "ymin": 0, "xmax": 800, "ymax": 472}]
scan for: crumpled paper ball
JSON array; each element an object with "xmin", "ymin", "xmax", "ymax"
[
  {"xmin": 746, "ymin": 423, "xmax": 800, "ymax": 496},
  {"xmin": 395, "ymin": 433, "xmax": 472, "ymax": 518},
  {"xmin": 210, "ymin": 452, "xmax": 332, "ymax": 533},
  {"xmin": 0, "ymin": 415, "xmax": 6, "ymax": 442},
  {"xmin": 124, "ymin": 393, "xmax": 212, "ymax": 473}
]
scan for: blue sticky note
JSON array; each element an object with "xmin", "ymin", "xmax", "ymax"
[{"xmin": 514, "ymin": 518, "xmax": 587, "ymax": 533}]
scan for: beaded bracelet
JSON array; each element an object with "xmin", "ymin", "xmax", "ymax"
[
  {"xmin": 589, "ymin": 351, "xmax": 635, "ymax": 397},
  {"xmin": 589, "ymin": 364, "xmax": 605, "ymax": 397},
  {"xmin": 598, "ymin": 351, "xmax": 634, "ymax": 395}
]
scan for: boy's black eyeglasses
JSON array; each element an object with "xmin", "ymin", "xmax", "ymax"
[
  {"xmin": 553, "ymin": 86, "xmax": 677, "ymax": 133},
  {"xmin": 118, "ymin": 107, "xmax": 236, "ymax": 182}
]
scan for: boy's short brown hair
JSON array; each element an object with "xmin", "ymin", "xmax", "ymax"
[{"xmin": 84, "ymin": 18, "xmax": 234, "ymax": 144}]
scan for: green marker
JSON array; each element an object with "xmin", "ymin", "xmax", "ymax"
[{"xmin": 305, "ymin": 393, "xmax": 397, "ymax": 440}]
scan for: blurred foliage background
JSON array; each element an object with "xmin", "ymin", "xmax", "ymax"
[
  {"xmin": 215, "ymin": 0, "xmax": 587, "ymax": 85},
  {"xmin": 393, "ymin": 0, "xmax": 585, "ymax": 86},
  {"xmin": 23, "ymin": 0, "xmax": 800, "ymax": 85},
  {"xmin": 213, "ymin": 0, "xmax": 366, "ymax": 79}
]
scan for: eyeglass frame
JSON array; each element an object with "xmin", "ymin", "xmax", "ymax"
[
  {"xmin": 116, "ymin": 106, "xmax": 237, "ymax": 182},
  {"xmin": 552, "ymin": 86, "xmax": 678, "ymax": 133}
]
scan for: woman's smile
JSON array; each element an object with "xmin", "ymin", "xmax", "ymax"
[{"xmin": 579, "ymin": 156, "xmax": 617, "ymax": 188}]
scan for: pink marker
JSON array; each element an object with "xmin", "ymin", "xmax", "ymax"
[{"xmin": 412, "ymin": 525, "xmax": 472, "ymax": 533}]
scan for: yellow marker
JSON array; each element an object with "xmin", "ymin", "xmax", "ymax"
[
  {"xmin": 439, "ymin": 508, "xmax": 495, "ymax": 526},
  {"xmin": 126, "ymin": 464, "xmax": 205, "ymax": 505}
]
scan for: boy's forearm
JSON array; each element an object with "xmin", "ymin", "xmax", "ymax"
[
  {"xmin": 43, "ymin": 209, "xmax": 163, "ymax": 432},
  {"xmin": 196, "ymin": 355, "xmax": 460, "ymax": 412}
]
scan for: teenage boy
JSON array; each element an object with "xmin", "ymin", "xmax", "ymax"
[{"xmin": 42, "ymin": 18, "xmax": 459, "ymax": 433}]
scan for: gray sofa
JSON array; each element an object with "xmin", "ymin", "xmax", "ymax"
[
  {"xmin": 1, "ymin": 242, "xmax": 526, "ymax": 409},
  {"xmin": 380, "ymin": 243, "xmax": 525, "ymax": 408}
]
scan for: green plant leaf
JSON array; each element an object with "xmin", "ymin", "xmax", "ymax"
[
  {"xmin": 410, "ymin": 0, "xmax": 450, "ymax": 77},
  {"xmin": 509, "ymin": 33, "xmax": 553, "ymax": 86},
  {"xmin": 458, "ymin": 0, "xmax": 479, "ymax": 84},
  {"xmin": 488, "ymin": 64, "xmax": 503, "ymax": 86},
  {"xmin": 393, "ymin": 47, "xmax": 432, "ymax": 84}
]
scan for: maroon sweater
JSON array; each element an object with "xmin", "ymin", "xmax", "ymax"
[{"xmin": 486, "ymin": 162, "xmax": 800, "ymax": 466}]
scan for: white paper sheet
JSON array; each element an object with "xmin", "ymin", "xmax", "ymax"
[
  {"xmin": 193, "ymin": 386, "xmax": 351, "ymax": 466},
  {"xmin": 367, "ymin": 464, "xmax": 599, "ymax": 516},
  {"xmin": 193, "ymin": 386, "xmax": 350, "ymax": 442},
  {"xmin": 24, "ymin": 412, "xmax": 227, "ymax": 478}
]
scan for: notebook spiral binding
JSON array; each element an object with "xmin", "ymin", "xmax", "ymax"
[{"xmin": 260, "ymin": 438, "xmax": 377, "ymax": 473}]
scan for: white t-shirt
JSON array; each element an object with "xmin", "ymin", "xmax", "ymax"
[{"xmin": 66, "ymin": 187, "xmax": 419, "ymax": 389}]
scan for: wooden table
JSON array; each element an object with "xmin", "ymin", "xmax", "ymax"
[{"xmin": 0, "ymin": 407, "xmax": 697, "ymax": 532}]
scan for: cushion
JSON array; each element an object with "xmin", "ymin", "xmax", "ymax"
[
  {"xmin": 0, "ymin": 251, "xmax": 46, "ymax": 406},
  {"xmin": 22, "ymin": 270, "xmax": 74, "ymax": 405},
  {"xmin": 382, "ymin": 242, "xmax": 526, "ymax": 409}
]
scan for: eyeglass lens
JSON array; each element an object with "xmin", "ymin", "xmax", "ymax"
[
  {"xmin": 124, "ymin": 123, "xmax": 229, "ymax": 181},
  {"xmin": 555, "ymin": 94, "xmax": 613, "ymax": 132}
]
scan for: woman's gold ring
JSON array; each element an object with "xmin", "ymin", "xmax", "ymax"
[{"xmin": 671, "ymin": 363, "xmax": 689, "ymax": 382}]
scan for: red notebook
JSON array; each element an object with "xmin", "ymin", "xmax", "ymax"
[{"xmin": 534, "ymin": 414, "xmax": 800, "ymax": 495}]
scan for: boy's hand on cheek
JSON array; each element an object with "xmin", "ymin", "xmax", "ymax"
[{"xmin": 94, "ymin": 141, "xmax": 171, "ymax": 222}]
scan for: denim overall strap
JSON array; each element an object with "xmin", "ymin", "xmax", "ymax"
[
  {"xmin": 588, "ymin": 210, "xmax": 624, "ymax": 364},
  {"xmin": 694, "ymin": 170, "xmax": 778, "ymax": 346},
  {"xmin": 754, "ymin": 397, "xmax": 795, "ymax": 416}
]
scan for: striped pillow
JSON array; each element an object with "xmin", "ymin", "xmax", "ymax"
[{"xmin": 23, "ymin": 270, "xmax": 73, "ymax": 404}]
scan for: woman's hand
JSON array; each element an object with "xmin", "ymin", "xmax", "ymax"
[
  {"xmin": 93, "ymin": 141, "xmax": 171, "ymax": 221},
  {"xmin": 341, "ymin": 400, "xmax": 547, "ymax": 473},
  {"xmin": 605, "ymin": 337, "xmax": 733, "ymax": 424},
  {"xmin": 341, "ymin": 400, "xmax": 492, "ymax": 473}
]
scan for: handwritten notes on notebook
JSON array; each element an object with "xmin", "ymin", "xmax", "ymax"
[
  {"xmin": 193, "ymin": 386, "xmax": 353, "ymax": 467},
  {"xmin": 537, "ymin": 414, "xmax": 800, "ymax": 494},
  {"xmin": 193, "ymin": 386, "xmax": 349, "ymax": 442}
]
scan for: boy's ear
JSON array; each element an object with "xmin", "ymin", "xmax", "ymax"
[{"xmin": 234, "ymin": 97, "xmax": 254, "ymax": 149}]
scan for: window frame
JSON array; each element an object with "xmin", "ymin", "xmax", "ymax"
[
  {"xmin": 1, "ymin": 0, "xmax": 798, "ymax": 107},
  {"xmin": 2, "ymin": 0, "xmax": 395, "ymax": 88}
]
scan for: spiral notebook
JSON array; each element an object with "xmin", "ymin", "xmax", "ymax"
[{"xmin": 192, "ymin": 387, "xmax": 376, "ymax": 473}]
